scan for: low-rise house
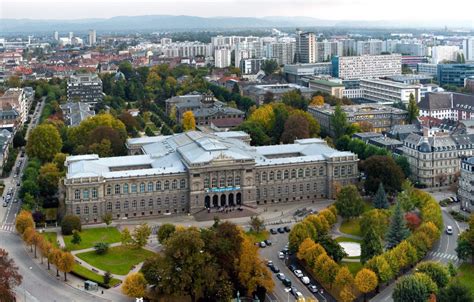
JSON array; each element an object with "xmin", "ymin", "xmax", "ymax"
[{"xmin": 60, "ymin": 102, "xmax": 95, "ymax": 127}]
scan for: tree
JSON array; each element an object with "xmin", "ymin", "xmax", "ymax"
[
  {"xmin": 6, "ymin": 75, "xmax": 21, "ymax": 88},
  {"xmin": 355, "ymin": 268, "xmax": 378, "ymax": 300},
  {"xmin": 406, "ymin": 93, "xmax": 419, "ymax": 123},
  {"xmin": 57, "ymin": 251, "xmax": 75, "ymax": 281},
  {"xmin": 26, "ymin": 124, "xmax": 62, "ymax": 162},
  {"xmin": 13, "ymin": 131, "xmax": 26, "ymax": 148},
  {"xmin": 122, "ymin": 272, "xmax": 147, "ymax": 298},
  {"xmin": 261, "ymin": 59, "xmax": 279, "ymax": 76},
  {"xmin": 335, "ymin": 185, "xmax": 364, "ymax": 219},
  {"xmin": 415, "ymin": 261, "xmax": 449, "ymax": 289},
  {"xmin": 366, "ymin": 255, "xmax": 393, "ymax": 285},
  {"xmin": 361, "ymin": 155, "xmax": 404, "ymax": 194},
  {"xmin": 182, "ymin": 110, "xmax": 196, "ymax": 131},
  {"xmin": 132, "ymin": 223, "xmax": 151, "ymax": 248},
  {"xmin": 360, "ymin": 209, "xmax": 390, "ymax": 239},
  {"xmin": 38, "ymin": 162, "xmax": 61, "ymax": 197},
  {"xmin": 405, "ymin": 212, "xmax": 422, "ymax": 231},
  {"xmin": 121, "ymin": 227, "xmax": 134, "ymax": 246},
  {"xmin": 361, "ymin": 227, "xmax": 383, "ymax": 263},
  {"xmin": 320, "ymin": 256, "xmax": 339, "ymax": 287},
  {"xmin": 310, "ymin": 95, "xmax": 325, "ymax": 106},
  {"xmin": 249, "ymin": 215, "xmax": 265, "ymax": 233},
  {"xmin": 280, "ymin": 114, "xmax": 310, "ymax": 143},
  {"xmin": 0, "ymin": 249, "xmax": 22, "ymax": 302},
  {"xmin": 102, "ymin": 213, "xmax": 113, "ymax": 227},
  {"xmin": 438, "ymin": 282, "xmax": 473, "ymax": 302},
  {"xmin": 340, "ymin": 286, "xmax": 356, "ymax": 302},
  {"xmin": 395, "ymin": 155, "xmax": 411, "ymax": 178},
  {"xmin": 262, "ymin": 91, "xmax": 274, "ymax": 104},
  {"xmin": 281, "ymin": 90, "xmax": 308, "ymax": 110},
  {"xmin": 103, "ymin": 271, "xmax": 112, "ymax": 286},
  {"xmin": 392, "ymin": 274, "xmax": 433, "ymax": 302},
  {"xmin": 94, "ymin": 242, "xmax": 109, "ymax": 255},
  {"xmin": 39, "ymin": 240, "xmax": 53, "ymax": 268},
  {"xmin": 373, "ymin": 183, "xmax": 389, "ymax": 209},
  {"xmin": 157, "ymin": 223, "xmax": 176, "ymax": 243},
  {"xmin": 15, "ymin": 210, "xmax": 35, "ymax": 235},
  {"xmin": 31, "ymin": 232, "xmax": 42, "ymax": 259},
  {"xmin": 334, "ymin": 266, "xmax": 354, "ymax": 289},
  {"xmin": 288, "ymin": 223, "xmax": 310, "ymax": 252},
  {"xmin": 297, "ymin": 238, "xmax": 317, "ymax": 261},
  {"xmin": 319, "ymin": 234, "xmax": 347, "ymax": 262},
  {"xmin": 386, "ymin": 201, "xmax": 410, "ymax": 249},
  {"xmin": 61, "ymin": 215, "xmax": 82, "ymax": 235},
  {"xmin": 22, "ymin": 227, "xmax": 36, "ymax": 253},
  {"xmin": 331, "ymin": 103, "xmax": 348, "ymax": 140},
  {"xmin": 70, "ymin": 230, "xmax": 81, "ymax": 245},
  {"xmin": 456, "ymin": 214, "xmax": 474, "ymax": 263}
]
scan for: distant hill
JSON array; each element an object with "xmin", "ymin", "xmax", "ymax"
[{"xmin": 1, "ymin": 15, "xmax": 472, "ymax": 33}]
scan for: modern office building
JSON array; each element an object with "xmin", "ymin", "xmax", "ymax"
[
  {"xmin": 332, "ymin": 54, "xmax": 402, "ymax": 80},
  {"xmin": 308, "ymin": 79, "xmax": 345, "ymax": 99},
  {"xmin": 458, "ymin": 157, "xmax": 474, "ymax": 212},
  {"xmin": 418, "ymin": 92, "xmax": 474, "ymax": 121},
  {"xmin": 417, "ymin": 63, "xmax": 438, "ymax": 76},
  {"xmin": 360, "ymin": 78, "xmax": 421, "ymax": 104},
  {"xmin": 63, "ymin": 131, "xmax": 359, "ymax": 223},
  {"xmin": 165, "ymin": 93, "xmax": 244, "ymax": 128},
  {"xmin": 67, "ymin": 73, "xmax": 104, "ymax": 103},
  {"xmin": 385, "ymin": 74, "xmax": 433, "ymax": 85},
  {"xmin": 402, "ymin": 132, "xmax": 474, "ymax": 187},
  {"xmin": 308, "ymin": 103, "xmax": 408, "ymax": 135},
  {"xmin": 214, "ymin": 48, "xmax": 231, "ymax": 68},
  {"xmin": 283, "ymin": 63, "xmax": 332, "ymax": 85},
  {"xmin": 295, "ymin": 31, "xmax": 316, "ymax": 63},
  {"xmin": 88, "ymin": 29, "xmax": 96, "ymax": 47},
  {"xmin": 437, "ymin": 64, "xmax": 474, "ymax": 87}
]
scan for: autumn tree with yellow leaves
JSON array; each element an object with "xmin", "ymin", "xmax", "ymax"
[
  {"xmin": 182, "ymin": 110, "xmax": 196, "ymax": 131},
  {"xmin": 122, "ymin": 272, "xmax": 147, "ymax": 298}
]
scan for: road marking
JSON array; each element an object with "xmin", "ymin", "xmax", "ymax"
[{"xmin": 445, "ymin": 231, "xmax": 450, "ymax": 254}]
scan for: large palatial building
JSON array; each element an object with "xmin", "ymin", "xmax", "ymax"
[{"xmin": 63, "ymin": 131, "xmax": 358, "ymax": 223}]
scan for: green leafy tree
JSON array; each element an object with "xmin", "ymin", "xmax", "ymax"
[
  {"xmin": 361, "ymin": 227, "xmax": 383, "ymax": 263},
  {"xmin": 361, "ymin": 155, "xmax": 404, "ymax": 194},
  {"xmin": 249, "ymin": 216, "xmax": 264, "ymax": 233},
  {"xmin": 157, "ymin": 223, "xmax": 176, "ymax": 243},
  {"xmin": 438, "ymin": 282, "xmax": 473, "ymax": 302},
  {"xmin": 406, "ymin": 93, "xmax": 419, "ymax": 123},
  {"xmin": 94, "ymin": 242, "xmax": 109, "ymax": 255},
  {"xmin": 288, "ymin": 223, "xmax": 310, "ymax": 252},
  {"xmin": 101, "ymin": 213, "xmax": 113, "ymax": 227},
  {"xmin": 392, "ymin": 274, "xmax": 431, "ymax": 302},
  {"xmin": 103, "ymin": 271, "xmax": 112, "ymax": 285},
  {"xmin": 373, "ymin": 183, "xmax": 389, "ymax": 209},
  {"xmin": 456, "ymin": 214, "xmax": 474, "ymax": 263},
  {"xmin": 319, "ymin": 234, "xmax": 347, "ymax": 262},
  {"xmin": 71, "ymin": 230, "xmax": 81, "ymax": 245},
  {"xmin": 415, "ymin": 261, "xmax": 450, "ymax": 289},
  {"xmin": 361, "ymin": 209, "xmax": 390, "ymax": 239},
  {"xmin": 26, "ymin": 124, "xmax": 62, "ymax": 163},
  {"xmin": 331, "ymin": 103, "xmax": 348, "ymax": 140},
  {"xmin": 120, "ymin": 227, "xmax": 134, "ymax": 246},
  {"xmin": 132, "ymin": 223, "xmax": 151, "ymax": 248},
  {"xmin": 335, "ymin": 185, "xmax": 364, "ymax": 219},
  {"xmin": 61, "ymin": 215, "xmax": 81, "ymax": 235},
  {"xmin": 386, "ymin": 201, "xmax": 410, "ymax": 249},
  {"xmin": 281, "ymin": 90, "xmax": 308, "ymax": 110},
  {"xmin": 261, "ymin": 59, "xmax": 279, "ymax": 76}
]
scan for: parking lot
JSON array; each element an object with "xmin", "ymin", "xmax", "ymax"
[{"xmin": 259, "ymin": 226, "xmax": 333, "ymax": 302}]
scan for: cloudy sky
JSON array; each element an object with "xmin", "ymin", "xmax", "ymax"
[{"xmin": 2, "ymin": 0, "xmax": 473, "ymax": 21}]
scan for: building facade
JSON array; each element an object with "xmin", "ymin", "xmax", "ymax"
[
  {"xmin": 0, "ymin": 88, "xmax": 29, "ymax": 125},
  {"xmin": 332, "ymin": 54, "xmax": 402, "ymax": 80},
  {"xmin": 67, "ymin": 73, "xmax": 104, "ymax": 103},
  {"xmin": 309, "ymin": 103, "xmax": 408, "ymax": 135},
  {"xmin": 283, "ymin": 63, "xmax": 332, "ymax": 85},
  {"xmin": 243, "ymin": 84, "xmax": 315, "ymax": 106},
  {"xmin": 418, "ymin": 92, "xmax": 474, "ymax": 121},
  {"xmin": 458, "ymin": 157, "xmax": 474, "ymax": 212},
  {"xmin": 63, "ymin": 131, "xmax": 359, "ymax": 223},
  {"xmin": 308, "ymin": 79, "xmax": 345, "ymax": 99},
  {"xmin": 295, "ymin": 31, "xmax": 316, "ymax": 64},
  {"xmin": 360, "ymin": 78, "xmax": 421, "ymax": 104},
  {"xmin": 437, "ymin": 64, "xmax": 474, "ymax": 87},
  {"xmin": 214, "ymin": 48, "xmax": 231, "ymax": 68}
]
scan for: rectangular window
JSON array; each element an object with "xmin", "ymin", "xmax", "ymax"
[
  {"xmin": 92, "ymin": 188, "xmax": 98, "ymax": 199},
  {"xmin": 83, "ymin": 189, "xmax": 89, "ymax": 199}
]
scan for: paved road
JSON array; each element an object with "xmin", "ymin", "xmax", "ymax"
[{"xmin": 371, "ymin": 192, "xmax": 463, "ymax": 302}]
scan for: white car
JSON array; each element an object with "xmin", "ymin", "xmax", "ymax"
[
  {"xmin": 278, "ymin": 252, "xmax": 285, "ymax": 259},
  {"xmin": 294, "ymin": 269, "xmax": 303, "ymax": 278},
  {"xmin": 301, "ymin": 276, "xmax": 310, "ymax": 284},
  {"xmin": 446, "ymin": 226, "xmax": 453, "ymax": 235}
]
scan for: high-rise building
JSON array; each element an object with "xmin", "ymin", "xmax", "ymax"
[
  {"xmin": 356, "ymin": 40, "xmax": 383, "ymax": 55},
  {"xmin": 316, "ymin": 41, "xmax": 341, "ymax": 62},
  {"xmin": 295, "ymin": 30, "xmax": 316, "ymax": 63},
  {"xmin": 67, "ymin": 73, "xmax": 104, "ymax": 103},
  {"xmin": 332, "ymin": 54, "xmax": 402, "ymax": 80},
  {"xmin": 463, "ymin": 38, "xmax": 474, "ymax": 62},
  {"xmin": 265, "ymin": 42, "xmax": 295, "ymax": 65},
  {"xmin": 69, "ymin": 32, "xmax": 74, "ymax": 40},
  {"xmin": 54, "ymin": 31, "xmax": 59, "ymax": 41},
  {"xmin": 88, "ymin": 29, "xmax": 96, "ymax": 47},
  {"xmin": 214, "ymin": 48, "xmax": 231, "ymax": 68},
  {"xmin": 431, "ymin": 45, "xmax": 460, "ymax": 64}
]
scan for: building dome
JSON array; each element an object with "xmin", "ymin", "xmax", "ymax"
[{"xmin": 419, "ymin": 141, "xmax": 431, "ymax": 153}]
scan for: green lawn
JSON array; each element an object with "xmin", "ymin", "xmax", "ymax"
[
  {"xmin": 64, "ymin": 227, "xmax": 121, "ymax": 251},
  {"xmin": 41, "ymin": 232, "xmax": 59, "ymax": 248},
  {"xmin": 335, "ymin": 236, "xmax": 362, "ymax": 244},
  {"xmin": 342, "ymin": 261, "xmax": 363, "ymax": 275},
  {"xmin": 339, "ymin": 218, "xmax": 362, "ymax": 237},
  {"xmin": 246, "ymin": 230, "xmax": 269, "ymax": 243},
  {"xmin": 457, "ymin": 263, "xmax": 474, "ymax": 295},
  {"xmin": 76, "ymin": 246, "xmax": 155, "ymax": 275},
  {"xmin": 72, "ymin": 264, "xmax": 121, "ymax": 287}
]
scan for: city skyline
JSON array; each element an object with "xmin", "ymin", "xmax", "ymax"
[{"xmin": 2, "ymin": 0, "xmax": 474, "ymax": 25}]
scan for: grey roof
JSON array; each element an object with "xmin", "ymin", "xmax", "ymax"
[
  {"xmin": 66, "ymin": 131, "xmax": 357, "ymax": 179},
  {"xmin": 60, "ymin": 102, "xmax": 95, "ymax": 126},
  {"xmin": 404, "ymin": 132, "xmax": 474, "ymax": 153},
  {"xmin": 419, "ymin": 92, "xmax": 474, "ymax": 112}
]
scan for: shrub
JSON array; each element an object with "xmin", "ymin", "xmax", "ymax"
[
  {"xmin": 103, "ymin": 271, "xmax": 112, "ymax": 285},
  {"xmin": 94, "ymin": 242, "xmax": 109, "ymax": 255},
  {"xmin": 61, "ymin": 215, "xmax": 82, "ymax": 235}
]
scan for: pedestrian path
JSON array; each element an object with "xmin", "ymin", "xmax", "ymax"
[
  {"xmin": 1, "ymin": 222, "xmax": 15, "ymax": 232},
  {"xmin": 427, "ymin": 251, "xmax": 460, "ymax": 262}
]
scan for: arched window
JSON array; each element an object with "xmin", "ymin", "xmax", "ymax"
[
  {"xmin": 269, "ymin": 171, "xmax": 274, "ymax": 181},
  {"xmin": 211, "ymin": 178, "xmax": 217, "ymax": 188},
  {"xmin": 219, "ymin": 178, "xmax": 225, "ymax": 187},
  {"xmin": 148, "ymin": 199, "xmax": 153, "ymax": 207},
  {"xmin": 319, "ymin": 166, "xmax": 324, "ymax": 176},
  {"xmin": 157, "ymin": 198, "xmax": 161, "ymax": 205},
  {"xmin": 114, "ymin": 184, "xmax": 121, "ymax": 194},
  {"xmin": 164, "ymin": 181, "xmax": 170, "ymax": 190},
  {"xmin": 107, "ymin": 202, "xmax": 112, "ymax": 211},
  {"xmin": 115, "ymin": 201, "xmax": 120, "ymax": 210},
  {"xmin": 298, "ymin": 169, "xmax": 304, "ymax": 178},
  {"xmin": 84, "ymin": 206, "xmax": 89, "ymax": 215},
  {"xmin": 139, "ymin": 183, "xmax": 145, "ymax": 192},
  {"xmin": 276, "ymin": 171, "xmax": 282, "ymax": 180},
  {"xmin": 74, "ymin": 189, "xmax": 80, "ymax": 200},
  {"xmin": 291, "ymin": 169, "xmax": 296, "ymax": 179},
  {"xmin": 92, "ymin": 188, "xmax": 98, "ymax": 198},
  {"xmin": 262, "ymin": 172, "xmax": 267, "ymax": 181},
  {"xmin": 312, "ymin": 167, "xmax": 317, "ymax": 176},
  {"xmin": 76, "ymin": 206, "xmax": 80, "ymax": 215},
  {"xmin": 148, "ymin": 182, "xmax": 153, "ymax": 192},
  {"xmin": 106, "ymin": 185, "xmax": 112, "ymax": 195},
  {"xmin": 83, "ymin": 189, "xmax": 89, "ymax": 200},
  {"xmin": 172, "ymin": 180, "xmax": 178, "ymax": 189},
  {"xmin": 140, "ymin": 200, "xmax": 145, "ymax": 208},
  {"xmin": 123, "ymin": 184, "xmax": 129, "ymax": 193},
  {"xmin": 204, "ymin": 178, "xmax": 210, "ymax": 188},
  {"xmin": 132, "ymin": 200, "xmax": 137, "ymax": 209},
  {"xmin": 92, "ymin": 205, "xmax": 98, "ymax": 214},
  {"xmin": 180, "ymin": 179, "xmax": 186, "ymax": 189},
  {"xmin": 156, "ymin": 181, "xmax": 161, "ymax": 191},
  {"xmin": 305, "ymin": 168, "xmax": 310, "ymax": 177},
  {"xmin": 131, "ymin": 184, "xmax": 137, "ymax": 193}
]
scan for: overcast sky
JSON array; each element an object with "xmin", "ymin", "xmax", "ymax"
[{"xmin": 2, "ymin": 0, "xmax": 474, "ymax": 22}]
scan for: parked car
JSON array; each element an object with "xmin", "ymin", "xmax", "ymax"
[
  {"xmin": 267, "ymin": 260, "xmax": 273, "ymax": 267},
  {"xmin": 284, "ymin": 226, "xmax": 291, "ymax": 232},
  {"xmin": 276, "ymin": 273, "xmax": 285, "ymax": 281},
  {"xmin": 2, "ymin": 202, "xmax": 7, "ymax": 207},
  {"xmin": 259, "ymin": 241, "xmax": 267, "ymax": 248},
  {"xmin": 301, "ymin": 276, "xmax": 310, "ymax": 284},
  {"xmin": 282, "ymin": 248, "xmax": 289, "ymax": 255},
  {"xmin": 271, "ymin": 266, "xmax": 280, "ymax": 273},
  {"xmin": 277, "ymin": 227, "xmax": 285, "ymax": 234},
  {"xmin": 278, "ymin": 252, "xmax": 285, "ymax": 259},
  {"xmin": 289, "ymin": 264, "xmax": 297, "ymax": 271},
  {"xmin": 446, "ymin": 226, "xmax": 453, "ymax": 235},
  {"xmin": 290, "ymin": 286, "xmax": 299, "ymax": 297},
  {"xmin": 294, "ymin": 270, "xmax": 304, "ymax": 278},
  {"xmin": 264, "ymin": 239, "xmax": 272, "ymax": 246},
  {"xmin": 270, "ymin": 228, "xmax": 277, "ymax": 234},
  {"xmin": 282, "ymin": 278, "xmax": 292, "ymax": 287},
  {"xmin": 308, "ymin": 284, "xmax": 318, "ymax": 293},
  {"xmin": 268, "ymin": 263, "xmax": 275, "ymax": 271},
  {"xmin": 295, "ymin": 292, "xmax": 304, "ymax": 299}
]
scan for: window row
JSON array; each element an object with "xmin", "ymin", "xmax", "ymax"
[
  {"xmin": 203, "ymin": 176, "xmax": 241, "ymax": 188},
  {"xmin": 105, "ymin": 179, "xmax": 186, "ymax": 195},
  {"xmin": 257, "ymin": 167, "xmax": 325, "ymax": 183},
  {"xmin": 257, "ymin": 182, "xmax": 324, "ymax": 198},
  {"xmin": 74, "ymin": 188, "xmax": 98, "ymax": 200},
  {"xmin": 333, "ymin": 165, "xmax": 354, "ymax": 177}
]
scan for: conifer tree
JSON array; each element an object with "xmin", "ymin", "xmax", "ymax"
[
  {"xmin": 374, "ymin": 182, "xmax": 389, "ymax": 209},
  {"xmin": 386, "ymin": 201, "xmax": 410, "ymax": 249},
  {"xmin": 361, "ymin": 227, "xmax": 383, "ymax": 263}
]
